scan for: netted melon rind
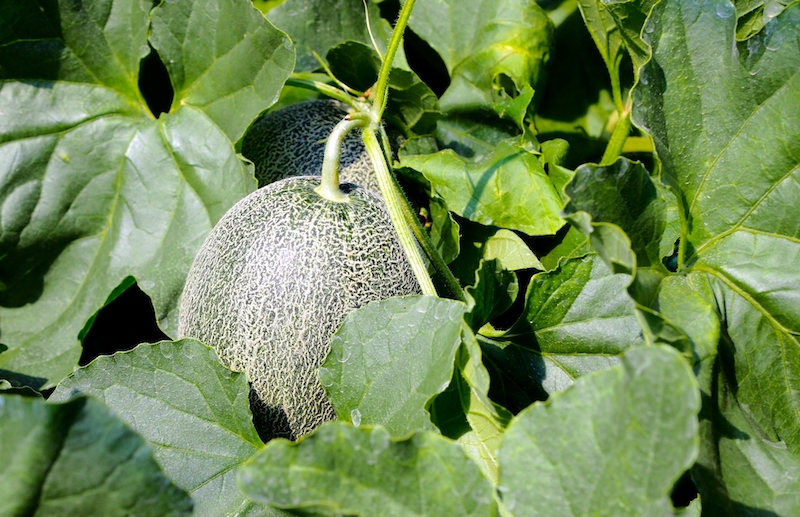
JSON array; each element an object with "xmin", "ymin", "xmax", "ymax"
[
  {"xmin": 241, "ymin": 100, "xmax": 380, "ymax": 193},
  {"xmin": 178, "ymin": 177, "xmax": 419, "ymax": 439}
]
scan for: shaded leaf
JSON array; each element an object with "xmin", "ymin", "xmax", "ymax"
[
  {"xmin": 239, "ymin": 422, "xmax": 496, "ymax": 517},
  {"xmin": 409, "ymin": 0, "xmax": 553, "ymax": 114},
  {"xmin": 268, "ymin": 0, "xmax": 407, "ymax": 72},
  {"xmin": 498, "ymin": 346, "xmax": 700, "ymax": 517},
  {"xmin": 565, "ymin": 158, "xmax": 667, "ymax": 268},
  {"xmin": 327, "ymin": 41, "xmax": 441, "ymax": 134},
  {"xmin": 0, "ymin": 394, "xmax": 193, "ymax": 516},
  {"xmin": 602, "ymin": 0, "xmax": 659, "ymax": 83},
  {"xmin": 533, "ymin": 9, "xmax": 617, "ymax": 167},
  {"xmin": 50, "ymin": 340, "xmax": 285, "ymax": 517},
  {"xmin": 454, "ymin": 329, "xmax": 512, "ymax": 485},
  {"xmin": 450, "ymin": 223, "xmax": 543, "ymax": 288},
  {"xmin": 577, "ymin": 0, "xmax": 626, "ymax": 108},
  {"xmin": 434, "ymin": 112, "xmax": 521, "ymax": 159},
  {"xmin": 634, "ymin": 0, "xmax": 800, "ymax": 450},
  {"xmin": 320, "ymin": 295, "xmax": 467, "ymax": 438},
  {"xmin": 0, "ymin": 0, "xmax": 292, "ymax": 388},
  {"xmin": 465, "ymin": 259, "xmax": 519, "ymax": 331},
  {"xmin": 150, "ymin": 0, "xmax": 295, "ymax": 142}
]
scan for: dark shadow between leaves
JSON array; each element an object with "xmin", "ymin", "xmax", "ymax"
[
  {"xmin": 249, "ymin": 388, "xmax": 295, "ymax": 443},
  {"xmin": 0, "ymin": 368, "xmax": 48, "ymax": 392},
  {"xmin": 79, "ymin": 278, "xmax": 169, "ymax": 366},
  {"xmin": 478, "ymin": 334, "xmax": 549, "ymax": 415}
]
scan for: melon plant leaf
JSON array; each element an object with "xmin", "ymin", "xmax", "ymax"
[
  {"xmin": 434, "ymin": 112, "xmax": 521, "ymax": 160},
  {"xmin": 268, "ymin": 0, "xmax": 407, "ymax": 72},
  {"xmin": 0, "ymin": 0, "xmax": 295, "ymax": 388},
  {"xmin": 238, "ymin": 422, "xmax": 496, "ymax": 517},
  {"xmin": 401, "ymin": 138, "xmax": 565, "ymax": 236},
  {"xmin": 505, "ymin": 253, "xmax": 643, "ymax": 356},
  {"xmin": 50, "ymin": 339, "xmax": 287, "ymax": 517},
  {"xmin": 0, "ymin": 394, "xmax": 193, "ymax": 517},
  {"xmin": 326, "ymin": 41, "xmax": 441, "ymax": 134},
  {"xmin": 464, "ymin": 259, "xmax": 519, "ymax": 331},
  {"xmin": 734, "ymin": 0, "xmax": 791, "ymax": 40},
  {"xmin": 453, "ymin": 328, "xmax": 512, "ymax": 485},
  {"xmin": 696, "ymin": 332, "xmax": 800, "ymax": 516},
  {"xmin": 0, "ymin": 0, "xmax": 149, "ymax": 95},
  {"xmin": 408, "ymin": 0, "xmax": 553, "ymax": 115},
  {"xmin": 576, "ymin": 0, "xmax": 626, "ymax": 105},
  {"xmin": 602, "ymin": 0, "xmax": 658, "ymax": 83},
  {"xmin": 149, "ymin": 0, "xmax": 295, "ymax": 142},
  {"xmin": 480, "ymin": 253, "xmax": 642, "ymax": 414},
  {"xmin": 565, "ymin": 158, "xmax": 667, "ymax": 269},
  {"xmin": 321, "ymin": 295, "xmax": 467, "ymax": 438},
  {"xmin": 449, "ymin": 223, "xmax": 543, "ymax": 287},
  {"xmin": 634, "ymin": 0, "xmax": 800, "ymax": 451},
  {"xmin": 498, "ymin": 345, "xmax": 700, "ymax": 517}
]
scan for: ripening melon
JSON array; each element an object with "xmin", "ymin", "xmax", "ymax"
[
  {"xmin": 178, "ymin": 177, "xmax": 419, "ymax": 439},
  {"xmin": 241, "ymin": 99, "xmax": 383, "ymax": 193}
]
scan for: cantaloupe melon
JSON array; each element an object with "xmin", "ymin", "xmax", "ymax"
[
  {"xmin": 241, "ymin": 100, "xmax": 382, "ymax": 193},
  {"xmin": 178, "ymin": 177, "xmax": 419, "ymax": 439}
]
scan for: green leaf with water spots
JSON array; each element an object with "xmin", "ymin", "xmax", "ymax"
[
  {"xmin": 0, "ymin": 0, "xmax": 291, "ymax": 388},
  {"xmin": 0, "ymin": 394, "xmax": 193, "ymax": 517},
  {"xmin": 239, "ymin": 422, "xmax": 496, "ymax": 517},
  {"xmin": 634, "ymin": 0, "xmax": 800, "ymax": 451},
  {"xmin": 50, "ymin": 340, "xmax": 288, "ymax": 517},
  {"xmin": 498, "ymin": 346, "xmax": 699, "ymax": 517}
]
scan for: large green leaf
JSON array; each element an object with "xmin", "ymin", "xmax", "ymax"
[
  {"xmin": 320, "ymin": 295, "xmax": 467, "ymax": 438},
  {"xmin": 498, "ymin": 345, "xmax": 700, "ymax": 517},
  {"xmin": 401, "ymin": 138, "xmax": 565, "ymax": 236},
  {"xmin": 0, "ymin": 394, "xmax": 193, "ymax": 516},
  {"xmin": 150, "ymin": 0, "xmax": 295, "ymax": 142},
  {"xmin": 634, "ymin": 0, "xmax": 800, "ymax": 450},
  {"xmin": 0, "ymin": 0, "xmax": 292, "ymax": 388},
  {"xmin": 565, "ymin": 158, "xmax": 667, "ymax": 269},
  {"xmin": 506, "ymin": 253, "xmax": 643, "ymax": 355},
  {"xmin": 50, "ymin": 339, "xmax": 287, "ymax": 517},
  {"xmin": 480, "ymin": 253, "xmax": 642, "ymax": 415},
  {"xmin": 268, "ymin": 0, "xmax": 406, "ymax": 72},
  {"xmin": 409, "ymin": 0, "xmax": 553, "ymax": 114},
  {"xmin": 238, "ymin": 422, "xmax": 496, "ymax": 517}
]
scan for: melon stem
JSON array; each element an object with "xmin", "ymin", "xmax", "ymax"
[
  {"xmin": 315, "ymin": 117, "xmax": 366, "ymax": 203},
  {"xmin": 363, "ymin": 128, "xmax": 437, "ymax": 295},
  {"xmin": 372, "ymin": 0, "xmax": 416, "ymax": 121}
]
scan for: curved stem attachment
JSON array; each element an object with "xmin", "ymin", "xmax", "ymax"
[{"xmin": 316, "ymin": 117, "xmax": 366, "ymax": 203}]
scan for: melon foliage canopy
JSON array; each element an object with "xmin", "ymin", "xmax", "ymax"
[{"xmin": 1, "ymin": 0, "xmax": 800, "ymax": 516}]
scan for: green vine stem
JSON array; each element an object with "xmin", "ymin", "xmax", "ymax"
[
  {"xmin": 377, "ymin": 128, "xmax": 466, "ymax": 301},
  {"xmin": 362, "ymin": 129, "xmax": 437, "ymax": 295},
  {"xmin": 285, "ymin": 76, "xmax": 362, "ymax": 109},
  {"xmin": 310, "ymin": 0, "xmax": 463, "ymax": 300},
  {"xmin": 600, "ymin": 102, "xmax": 632, "ymax": 166},
  {"xmin": 371, "ymin": 0, "xmax": 416, "ymax": 120}
]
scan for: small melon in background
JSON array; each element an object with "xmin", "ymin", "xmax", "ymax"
[
  {"xmin": 241, "ymin": 99, "xmax": 383, "ymax": 193},
  {"xmin": 178, "ymin": 177, "xmax": 419, "ymax": 440}
]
